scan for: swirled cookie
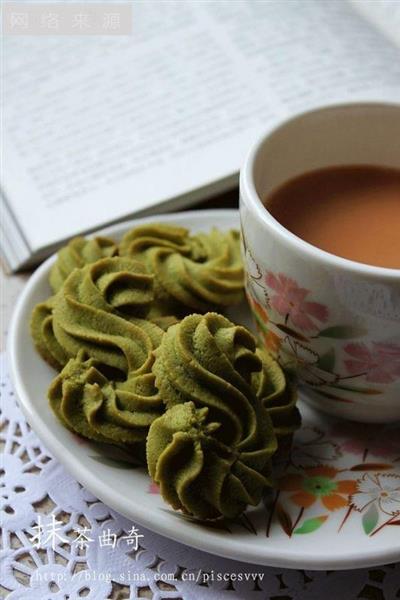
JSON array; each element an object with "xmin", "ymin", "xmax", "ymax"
[
  {"xmin": 42, "ymin": 257, "xmax": 166, "ymax": 450},
  {"xmin": 152, "ymin": 312, "xmax": 263, "ymax": 446},
  {"xmin": 33, "ymin": 257, "xmax": 163, "ymax": 376},
  {"xmin": 31, "ymin": 295, "xmax": 69, "ymax": 370},
  {"xmin": 49, "ymin": 236, "xmax": 118, "ymax": 293},
  {"xmin": 119, "ymin": 224, "xmax": 244, "ymax": 315},
  {"xmin": 49, "ymin": 351, "xmax": 163, "ymax": 450},
  {"xmin": 147, "ymin": 401, "xmax": 276, "ymax": 520},
  {"xmin": 149, "ymin": 313, "xmax": 282, "ymax": 519},
  {"xmin": 253, "ymin": 348, "xmax": 301, "ymax": 443}
]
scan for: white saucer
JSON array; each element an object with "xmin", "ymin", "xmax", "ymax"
[{"xmin": 8, "ymin": 210, "xmax": 400, "ymax": 570}]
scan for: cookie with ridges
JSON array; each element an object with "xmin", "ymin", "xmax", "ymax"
[
  {"xmin": 147, "ymin": 401, "xmax": 276, "ymax": 520},
  {"xmin": 119, "ymin": 224, "xmax": 244, "ymax": 316},
  {"xmin": 49, "ymin": 236, "xmax": 118, "ymax": 293}
]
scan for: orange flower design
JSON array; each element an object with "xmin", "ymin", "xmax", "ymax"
[
  {"xmin": 262, "ymin": 329, "xmax": 281, "ymax": 355},
  {"xmin": 247, "ymin": 294, "xmax": 283, "ymax": 356},
  {"xmin": 279, "ymin": 466, "xmax": 357, "ymax": 511},
  {"xmin": 250, "ymin": 297, "xmax": 270, "ymax": 324}
]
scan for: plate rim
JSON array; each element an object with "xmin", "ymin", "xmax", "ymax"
[{"xmin": 7, "ymin": 209, "xmax": 400, "ymax": 570}]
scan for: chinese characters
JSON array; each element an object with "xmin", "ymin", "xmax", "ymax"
[{"xmin": 29, "ymin": 516, "xmax": 143, "ymax": 551}]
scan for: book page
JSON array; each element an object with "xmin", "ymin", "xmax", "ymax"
[
  {"xmin": 203, "ymin": 0, "xmax": 400, "ymax": 115},
  {"xmin": 350, "ymin": 0, "xmax": 400, "ymax": 47},
  {"xmin": 3, "ymin": 0, "xmax": 400, "ymax": 258}
]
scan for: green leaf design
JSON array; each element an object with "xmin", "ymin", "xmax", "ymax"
[
  {"xmin": 318, "ymin": 325, "xmax": 367, "ymax": 339},
  {"xmin": 253, "ymin": 312, "xmax": 269, "ymax": 333},
  {"xmin": 294, "ymin": 515, "xmax": 328, "ymax": 534},
  {"xmin": 316, "ymin": 348, "xmax": 335, "ymax": 372},
  {"xmin": 362, "ymin": 503, "xmax": 379, "ymax": 535}
]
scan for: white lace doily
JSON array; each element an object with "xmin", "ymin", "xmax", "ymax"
[{"xmin": 1, "ymin": 353, "xmax": 399, "ymax": 600}]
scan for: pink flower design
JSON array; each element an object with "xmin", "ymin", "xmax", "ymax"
[
  {"xmin": 148, "ymin": 481, "xmax": 160, "ymax": 494},
  {"xmin": 265, "ymin": 272, "xmax": 328, "ymax": 332},
  {"xmin": 344, "ymin": 342, "xmax": 400, "ymax": 384}
]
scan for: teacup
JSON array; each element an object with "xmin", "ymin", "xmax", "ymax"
[{"xmin": 240, "ymin": 103, "xmax": 400, "ymax": 423}]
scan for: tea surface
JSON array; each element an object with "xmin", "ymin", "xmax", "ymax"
[{"xmin": 266, "ymin": 165, "xmax": 400, "ymax": 269}]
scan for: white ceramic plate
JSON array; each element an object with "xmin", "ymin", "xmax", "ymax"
[{"xmin": 8, "ymin": 210, "xmax": 400, "ymax": 570}]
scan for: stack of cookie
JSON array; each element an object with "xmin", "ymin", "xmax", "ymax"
[{"xmin": 30, "ymin": 223, "xmax": 300, "ymax": 520}]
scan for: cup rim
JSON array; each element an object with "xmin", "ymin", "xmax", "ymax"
[{"xmin": 240, "ymin": 101, "xmax": 400, "ymax": 279}]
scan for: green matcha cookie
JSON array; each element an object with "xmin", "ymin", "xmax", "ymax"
[
  {"xmin": 119, "ymin": 224, "xmax": 244, "ymax": 315},
  {"xmin": 49, "ymin": 351, "xmax": 163, "ymax": 450},
  {"xmin": 253, "ymin": 348, "xmax": 301, "ymax": 442},
  {"xmin": 49, "ymin": 236, "xmax": 118, "ymax": 293},
  {"xmin": 149, "ymin": 313, "xmax": 280, "ymax": 519},
  {"xmin": 31, "ymin": 257, "xmax": 164, "ymax": 376},
  {"xmin": 43, "ymin": 257, "xmax": 166, "ymax": 450},
  {"xmin": 31, "ymin": 295, "xmax": 69, "ymax": 370},
  {"xmin": 147, "ymin": 402, "xmax": 275, "ymax": 520},
  {"xmin": 51, "ymin": 257, "xmax": 163, "ymax": 376},
  {"xmin": 152, "ymin": 312, "xmax": 264, "ymax": 447}
]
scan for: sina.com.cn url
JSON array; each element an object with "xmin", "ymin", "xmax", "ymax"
[{"xmin": 31, "ymin": 569, "xmax": 265, "ymax": 585}]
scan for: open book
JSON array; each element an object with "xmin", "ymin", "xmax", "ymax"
[{"xmin": 2, "ymin": 0, "xmax": 400, "ymax": 271}]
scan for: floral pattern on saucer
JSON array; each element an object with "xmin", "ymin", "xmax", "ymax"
[
  {"xmin": 244, "ymin": 249, "xmax": 400, "ymax": 404},
  {"xmin": 267, "ymin": 420, "xmax": 400, "ymax": 538},
  {"xmin": 148, "ymin": 418, "xmax": 400, "ymax": 538}
]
